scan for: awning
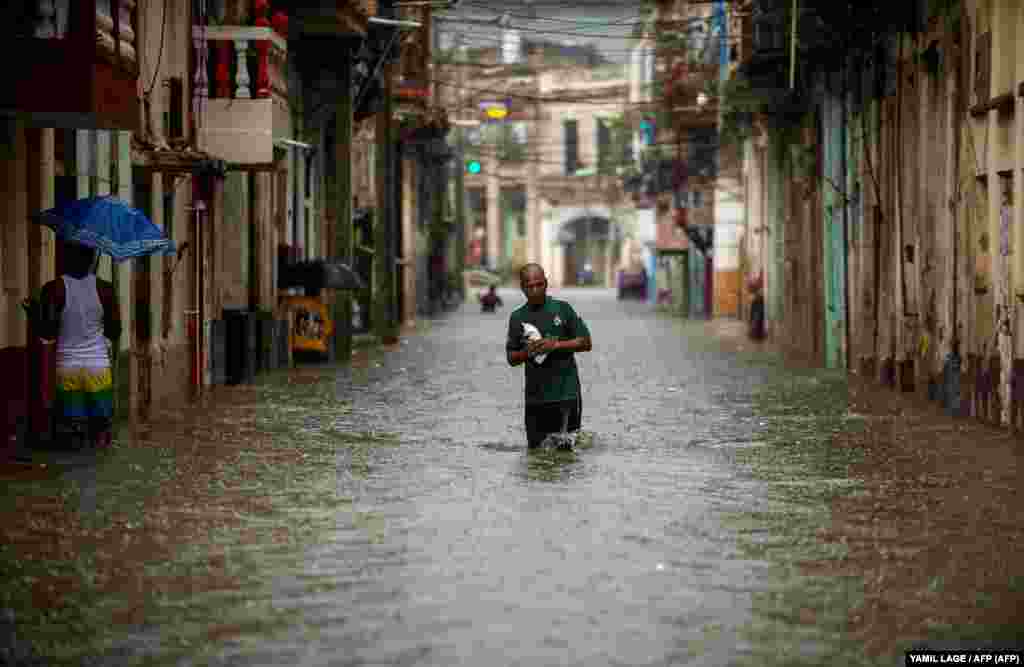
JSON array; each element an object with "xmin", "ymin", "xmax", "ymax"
[{"xmin": 278, "ymin": 258, "xmax": 365, "ymax": 291}]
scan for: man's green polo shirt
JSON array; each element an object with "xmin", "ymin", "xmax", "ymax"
[{"xmin": 506, "ymin": 297, "xmax": 591, "ymax": 405}]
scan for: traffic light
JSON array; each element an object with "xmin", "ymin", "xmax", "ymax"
[
  {"xmin": 639, "ymin": 118, "xmax": 655, "ymax": 145},
  {"xmin": 466, "ymin": 159, "xmax": 482, "ymax": 175}
]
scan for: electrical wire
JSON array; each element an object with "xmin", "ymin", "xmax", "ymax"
[
  {"xmin": 144, "ymin": 0, "xmax": 169, "ymax": 98},
  {"xmin": 435, "ymin": 20, "xmax": 657, "ymax": 40},
  {"xmin": 435, "ymin": 13, "xmax": 718, "ymax": 32},
  {"xmin": 431, "ymin": 76, "xmax": 721, "ymax": 110}
]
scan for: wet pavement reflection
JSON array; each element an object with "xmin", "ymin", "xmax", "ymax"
[{"xmin": 1, "ymin": 288, "xmax": 1021, "ymax": 666}]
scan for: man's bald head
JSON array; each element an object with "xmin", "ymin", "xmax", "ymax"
[
  {"xmin": 519, "ymin": 263, "xmax": 546, "ymax": 285},
  {"xmin": 519, "ymin": 263, "xmax": 548, "ymax": 305}
]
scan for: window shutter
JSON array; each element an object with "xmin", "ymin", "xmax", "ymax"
[
  {"xmin": 167, "ymin": 77, "xmax": 184, "ymax": 140},
  {"xmin": 596, "ymin": 118, "xmax": 611, "ymax": 173},
  {"xmin": 975, "ymin": 31, "xmax": 991, "ymax": 105},
  {"xmin": 564, "ymin": 120, "xmax": 579, "ymax": 175}
]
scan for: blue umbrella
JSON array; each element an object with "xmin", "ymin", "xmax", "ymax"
[{"xmin": 33, "ymin": 196, "xmax": 176, "ymax": 262}]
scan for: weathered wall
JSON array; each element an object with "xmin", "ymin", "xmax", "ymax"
[{"xmin": 735, "ymin": 0, "xmax": 1024, "ymax": 426}]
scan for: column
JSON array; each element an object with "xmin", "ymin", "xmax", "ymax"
[
  {"xmin": 116, "ymin": 130, "xmax": 135, "ymax": 420},
  {"xmin": 605, "ymin": 240, "xmax": 614, "ymax": 288},
  {"xmin": 525, "ymin": 106, "xmax": 539, "ymax": 265},
  {"xmin": 285, "ymin": 146, "xmax": 295, "ymax": 249},
  {"xmin": 26, "ymin": 128, "xmax": 56, "ymax": 291},
  {"xmin": 402, "ymin": 158, "xmax": 417, "ymax": 324},
  {"xmin": 295, "ymin": 148, "xmax": 306, "ymax": 258},
  {"xmin": 253, "ymin": 172, "xmax": 268, "ymax": 309},
  {"xmin": 454, "ymin": 129, "xmax": 467, "ymax": 300},
  {"xmin": 75, "ymin": 130, "xmax": 91, "ymax": 198},
  {"xmin": 3, "ymin": 121, "xmax": 28, "ymax": 347},
  {"xmin": 333, "ymin": 46, "xmax": 354, "ymax": 363},
  {"xmin": 375, "ymin": 51, "xmax": 399, "ymax": 343},
  {"xmin": 150, "ymin": 172, "xmax": 164, "ymax": 359},
  {"xmin": 485, "ymin": 152, "xmax": 500, "ymax": 271},
  {"xmin": 234, "ymin": 38, "xmax": 251, "ymax": 99},
  {"xmin": 95, "ymin": 130, "xmax": 112, "ymax": 281}
]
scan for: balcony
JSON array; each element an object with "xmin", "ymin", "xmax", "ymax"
[
  {"xmin": 1, "ymin": 0, "xmax": 140, "ymax": 131},
  {"xmin": 664, "ymin": 62, "xmax": 718, "ymax": 107},
  {"xmin": 193, "ymin": 11, "xmax": 290, "ymax": 167}
]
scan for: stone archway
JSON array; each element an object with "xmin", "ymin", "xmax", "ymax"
[{"xmin": 541, "ymin": 206, "xmax": 623, "ymax": 287}]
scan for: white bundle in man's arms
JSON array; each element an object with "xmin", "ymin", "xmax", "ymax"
[{"xmin": 521, "ymin": 323, "xmax": 548, "ymax": 363}]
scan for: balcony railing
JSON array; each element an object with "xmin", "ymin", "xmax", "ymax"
[
  {"xmin": 2, "ymin": 0, "xmax": 140, "ymax": 130},
  {"xmin": 27, "ymin": 0, "xmax": 137, "ymax": 63},
  {"xmin": 194, "ymin": 12, "xmax": 287, "ymax": 102},
  {"xmin": 193, "ymin": 5, "xmax": 290, "ymax": 166}
]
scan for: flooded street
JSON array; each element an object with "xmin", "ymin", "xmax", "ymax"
[{"xmin": 2, "ymin": 288, "xmax": 1022, "ymax": 666}]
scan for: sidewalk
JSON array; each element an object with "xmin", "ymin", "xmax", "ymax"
[
  {"xmin": 699, "ymin": 315, "xmax": 1024, "ymax": 655},
  {"xmin": 0, "ymin": 322, "xmax": 437, "ymax": 664}
]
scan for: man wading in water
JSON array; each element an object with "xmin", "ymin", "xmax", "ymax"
[{"xmin": 506, "ymin": 264, "xmax": 592, "ymax": 448}]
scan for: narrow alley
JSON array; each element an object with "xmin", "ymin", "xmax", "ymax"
[{"xmin": 1, "ymin": 288, "xmax": 1021, "ymax": 666}]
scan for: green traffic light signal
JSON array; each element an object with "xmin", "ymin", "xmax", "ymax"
[{"xmin": 466, "ymin": 160, "xmax": 482, "ymax": 174}]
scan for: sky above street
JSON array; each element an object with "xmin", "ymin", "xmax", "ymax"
[{"xmin": 435, "ymin": 0, "xmax": 646, "ymax": 64}]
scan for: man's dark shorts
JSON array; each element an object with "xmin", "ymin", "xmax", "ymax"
[{"xmin": 525, "ymin": 395, "xmax": 582, "ymax": 448}]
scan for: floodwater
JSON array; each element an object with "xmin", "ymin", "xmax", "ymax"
[{"xmin": 1, "ymin": 288, "xmax": 1021, "ymax": 666}]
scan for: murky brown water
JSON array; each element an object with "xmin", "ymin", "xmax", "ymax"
[{"xmin": 1, "ymin": 289, "xmax": 1021, "ymax": 666}]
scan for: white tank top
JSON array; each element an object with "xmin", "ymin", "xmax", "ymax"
[{"xmin": 56, "ymin": 274, "xmax": 110, "ymax": 370}]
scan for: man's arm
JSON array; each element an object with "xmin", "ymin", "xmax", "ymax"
[
  {"xmin": 561, "ymin": 304, "xmax": 592, "ymax": 353},
  {"xmin": 520, "ymin": 334, "xmax": 591, "ymax": 359},
  {"xmin": 507, "ymin": 348, "xmax": 531, "ymax": 366},
  {"xmin": 556, "ymin": 336, "xmax": 591, "ymax": 353},
  {"xmin": 507, "ymin": 315, "xmax": 527, "ymax": 366}
]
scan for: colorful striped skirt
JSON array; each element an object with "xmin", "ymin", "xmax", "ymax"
[{"xmin": 56, "ymin": 366, "xmax": 113, "ymax": 421}]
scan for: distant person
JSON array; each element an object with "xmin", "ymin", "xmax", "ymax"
[
  {"xmin": 479, "ymin": 285, "xmax": 503, "ymax": 313},
  {"xmin": 38, "ymin": 241, "xmax": 121, "ymax": 450},
  {"xmin": 749, "ymin": 282, "xmax": 766, "ymax": 341},
  {"xmin": 506, "ymin": 264, "xmax": 592, "ymax": 449}
]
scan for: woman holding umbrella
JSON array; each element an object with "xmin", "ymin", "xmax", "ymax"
[
  {"xmin": 32, "ymin": 195, "xmax": 173, "ymax": 450},
  {"xmin": 37, "ymin": 241, "xmax": 122, "ymax": 450}
]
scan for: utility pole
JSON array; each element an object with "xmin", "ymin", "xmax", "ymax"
[
  {"xmin": 375, "ymin": 0, "xmax": 400, "ymax": 344},
  {"xmin": 334, "ymin": 44, "xmax": 354, "ymax": 363}
]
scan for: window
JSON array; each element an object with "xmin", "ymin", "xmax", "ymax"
[
  {"xmin": 563, "ymin": 119, "xmax": 579, "ymax": 175},
  {"xmin": 596, "ymin": 118, "xmax": 612, "ymax": 174},
  {"xmin": 498, "ymin": 121, "xmax": 527, "ymax": 162},
  {"xmin": 642, "ymin": 47, "xmax": 655, "ymax": 102}
]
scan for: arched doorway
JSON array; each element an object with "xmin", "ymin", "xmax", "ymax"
[{"xmin": 557, "ymin": 216, "xmax": 618, "ymax": 286}]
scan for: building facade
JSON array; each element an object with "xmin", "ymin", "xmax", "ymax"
[
  {"xmin": 437, "ymin": 35, "xmax": 634, "ymax": 289},
  {"xmin": 2, "ymin": 0, "xmax": 440, "ymax": 455},
  {"xmin": 730, "ymin": 0, "xmax": 1024, "ymax": 429}
]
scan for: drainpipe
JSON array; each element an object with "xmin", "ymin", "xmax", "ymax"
[
  {"xmin": 188, "ymin": 179, "xmax": 206, "ymax": 397},
  {"xmin": 789, "ymin": 0, "xmax": 798, "ymax": 90},
  {"xmin": 841, "ymin": 68, "xmax": 851, "ymax": 371}
]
